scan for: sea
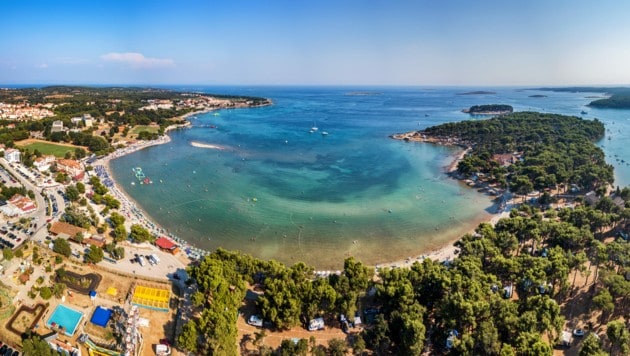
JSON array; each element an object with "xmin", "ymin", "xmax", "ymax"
[{"xmin": 108, "ymin": 86, "xmax": 630, "ymax": 268}]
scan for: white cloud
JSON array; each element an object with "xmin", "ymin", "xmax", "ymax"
[
  {"xmin": 36, "ymin": 63, "xmax": 48, "ymax": 69},
  {"xmin": 100, "ymin": 52, "xmax": 175, "ymax": 68}
]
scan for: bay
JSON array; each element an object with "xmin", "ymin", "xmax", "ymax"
[{"xmin": 109, "ymin": 86, "xmax": 630, "ymax": 268}]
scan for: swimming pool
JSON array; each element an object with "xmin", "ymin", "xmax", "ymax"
[{"xmin": 47, "ymin": 304, "xmax": 83, "ymax": 336}]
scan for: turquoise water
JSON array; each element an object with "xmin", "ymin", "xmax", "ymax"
[
  {"xmin": 47, "ymin": 304, "xmax": 83, "ymax": 336},
  {"xmin": 110, "ymin": 87, "xmax": 630, "ymax": 268}
]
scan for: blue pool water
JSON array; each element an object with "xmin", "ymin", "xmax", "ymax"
[{"xmin": 47, "ymin": 304, "xmax": 83, "ymax": 336}]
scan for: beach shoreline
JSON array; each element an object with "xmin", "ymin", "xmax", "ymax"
[
  {"xmin": 97, "ymin": 122, "xmax": 514, "ymax": 270},
  {"xmin": 93, "ymin": 110, "xmax": 215, "ymax": 262}
]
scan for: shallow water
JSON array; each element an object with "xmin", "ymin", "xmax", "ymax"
[{"xmin": 110, "ymin": 86, "xmax": 630, "ymax": 267}]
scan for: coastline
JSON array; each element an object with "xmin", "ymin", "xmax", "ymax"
[
  {"xmin": 98, "ymin": 122, "xmax": 513, "ymax": 270},
  {"xmin": 377, "ymin": 131, "xmax": 515, "ymax": 269},
  {"xmin": 93, "ymin": 110, "xmax": 215, "ymax": 262}
]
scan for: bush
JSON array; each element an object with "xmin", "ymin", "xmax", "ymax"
[
  {"xmin": 39, "ymin": 286, "xmax": 52, "ymax": 300},
  {"xmin": 53, "ymin": 238, "xmax": 71, "ymax": 257}
]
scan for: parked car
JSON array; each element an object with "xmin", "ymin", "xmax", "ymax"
[{"xmin": 573, "ymin": 329, "xmax": 585, "ymax": 337}]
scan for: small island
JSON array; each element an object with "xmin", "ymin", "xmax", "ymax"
[
  {"xmin": 462, "ymin": 104, "xmax": 513, "ymax": 115},
  {"xmin": 528, "ymin": 94, "xmax": 547, "ymax": 98}
]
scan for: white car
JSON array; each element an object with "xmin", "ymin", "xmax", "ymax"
[
  {"xmin": 248, "ymin": 315, "xmax": 263, "ymax": 327},
  {"xmin": 572, "ymin": 329, "xmax": 585, "ymax": 337}
]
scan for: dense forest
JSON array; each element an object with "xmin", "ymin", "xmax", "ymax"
[
  {"xmin": 180, "ymin": 195, "xmax": 630, "ymax": 355},
  {"xmin": 422, "ymin": 112, "xmax": 613, "ymax": 193}
]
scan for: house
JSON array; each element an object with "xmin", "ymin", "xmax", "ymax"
[
  {"xmin": 0, "ymin": 194, "xmax": 37, "ymax": 216},
  {"xmin": 84, "ymin": 236, "xmax": 105, "ymax": 248},
  {"xmin": 155, "ymin": 236, "xmax": 179, "ymax": 254},
  {"xmin": 51, "ymin": 120, "xmax": 64, "ymax": 133},
  {"xmin": 33, "ymin": 155, "xmax": 56, "ymax": 172},
  {"xmin": 612, "ymin": 196, "xmax": 626, "ymax": 210},
  {"xmin": 4, "ymin": 148, "xmax": 20, "ymax": 163},
  {"xmin": 584, "ymin": 191, "xmax": 600, "ymax": 206},
  {"xmin": 70, "ymin": 116, "xmax": 83, "ymax": 126},
  {"xmin": 493, "ymin": 153, "xmax": 517, "ymax": 167},
  {"xmin": 560, "ymin": 331, "xmax": 572, "ymax": 347},
  {"xmin": 49, "ymin": 221, "xmax": 89, "ymax": 240},
  {"xmin": 56, "ymin": 159, "xmax": 84, "ymax": 179},
  {"xmin": 83, "ymin": 114, "xmax": 94, "ymax": 128}
]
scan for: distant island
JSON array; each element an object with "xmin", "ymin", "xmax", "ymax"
[
  {"xmin": 528, "ymin": 94, "xmax": 547, "ymax": 98},
  {"xmin": 588, "ymin": 94, "xmax": 630, "ymax": 109},
  {"xmin": 462, "ymin": 104, "xmax": 513, "ymax": 115},
  {"xmin": 456, "ymin": 90, "xmax": 496, "ymax": 95},
  {"xmin": 535, "ymin": 86, "xmax": 630, "ymax": 109}
]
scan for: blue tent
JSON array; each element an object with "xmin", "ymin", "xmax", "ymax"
[{"xmin": 90, "ymin": 306, "xmax": 112, "ymax": 327}]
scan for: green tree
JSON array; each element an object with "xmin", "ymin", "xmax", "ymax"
[
  {"xmin": 53, "ymin": 238, "xmax": 71, "ymax": 257},
  {"xmin": 327, "ymin": 338, "xmax": 348, "ymax": 356},
  {"xmin": 109, "ymin": 212, "xmax": 126, "ymax": 227},
  {"xmin": 76, "ymin": 181, "xmax": 85, "ymax": 194},
  {"xmin": 2, "ymin": 247, "xmax": 14, "ymax": 260},
  {"xmin": 606, "ymin": 320, "xmax": 630, "ymax": 355},
  {"xmin": 592, "ymin": 288, "xmax": 615, "ymax": 316},
  {"xmin": 113, "ymin": 224, "xmax": 127, "ymax": 242},
  {"xmin": 579, "ymin": 333, "xmax": 606, "ymax": 356},
  {"xmin": 22, "ymin": 334, "xmax": 56, "ymax": 356},
  {"xmin": 39, "ymin": 286, "xmax": 53, "ymax": 300},
  {"xmin": 65, "ymin": 184, "xmax": 80, "ymax": 202},
  {"xmin": 129, "ymin": 224, "xmax": 152, "ymax": 242},
  {"xmin": 177, "ymin": 321, "xmax": 198, "ymax": 353},
  {"xmin": 53, "ymin": 283, "xmax": 67, "ymax": 299},
  {"xmin": 85, "ymin": 245, "xmax": 104, "ymax": 264}
]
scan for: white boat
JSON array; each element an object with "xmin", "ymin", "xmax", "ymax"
[{"xmin": 321, "ymin": 131, "xmax": 329, "ymax": 136}]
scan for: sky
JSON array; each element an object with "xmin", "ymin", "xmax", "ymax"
[{"xmin": 1, "ymin": 0, "xmax": 630, "ymax": 86}]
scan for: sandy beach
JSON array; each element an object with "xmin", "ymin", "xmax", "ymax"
[{"xmin": 94, "ymin": 121, "xmax": 516, "ymax": 271}]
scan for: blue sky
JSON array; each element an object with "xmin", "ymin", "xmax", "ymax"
[{"xmin": 1, "ymin": 0, "xmax": 630, "ymax": 85}]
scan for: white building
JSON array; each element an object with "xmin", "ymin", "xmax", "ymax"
[
  {"xmin": 33, "ymin": 155, "xmax": 56, "ymax": 172},
  {"xmin": 4, "ymin": 148, "xmax": 20, "ymax": 163},
  {"xmin": 51, "ymin": 120, "xmax": 64, "ymax": 133},
  {"xmin": 56, "ymin": 159, "xmax": 84, "ymax": 178}
]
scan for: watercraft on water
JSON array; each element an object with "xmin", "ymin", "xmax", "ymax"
[
  {"xmin": 321, "ymin": 131, "xmax": 329, "ymax": 136},
  {"xmin": 132, "ymin": 167, "xmax": 153, "ymax": 184}
]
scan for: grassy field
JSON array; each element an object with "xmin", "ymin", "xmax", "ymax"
[
  {"xmin": 131, "ymin": 125, "xmax": 160, "ymax": 135},
  {"xmin": 17, "ymin": 141, "xmax": 78, "ymax": 157}
]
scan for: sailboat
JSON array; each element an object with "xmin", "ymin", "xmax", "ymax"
[{"xmin": 310, "ymin": 122, "xmax": 318, "ymax": 132}]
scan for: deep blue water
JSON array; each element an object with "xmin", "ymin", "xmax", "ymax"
[{"xmin": 109, "ymin": 86, "xmax": 630, "ymax": 267}]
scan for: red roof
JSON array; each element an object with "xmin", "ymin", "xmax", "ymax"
[{"xmin": 155, "ymin": 237, "xmax": 177, "ymax": 250}]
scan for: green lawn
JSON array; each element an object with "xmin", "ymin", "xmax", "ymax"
[
  {"xmin": 20, "ymin": 142, "xmax": 77, "ymax": 157},
  {"xmin": 131, "ymin": 125, "xmax": 160, "ymax": 134}
]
